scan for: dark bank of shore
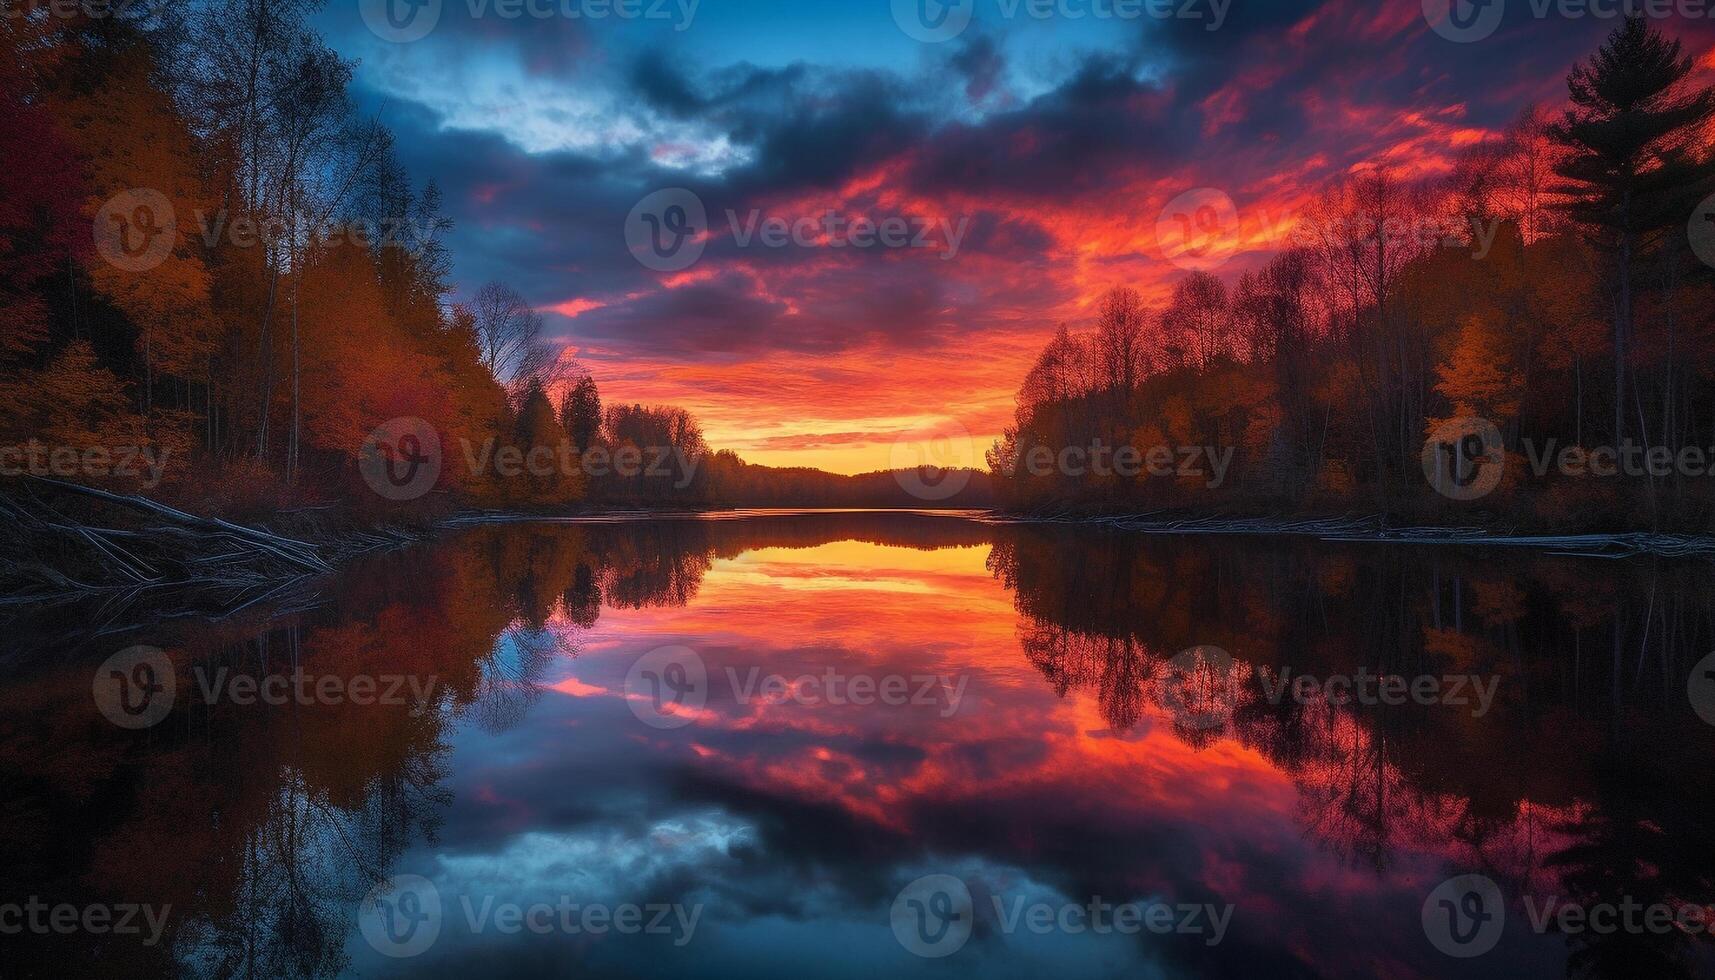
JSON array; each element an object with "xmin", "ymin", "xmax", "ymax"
[
  {"xmin": 8, "ymin": 480, "xmax": 1715, "ymax": 648},
  {"xmin": 986, "ymin": 510, "xmax": 1715, "ymax": 559},
  {"xmin": 0, "ymin": 481, "xmax": 983, "ymax": 636}
]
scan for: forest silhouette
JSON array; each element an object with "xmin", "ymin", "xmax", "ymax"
[{"xmin": 988, "ymin": 18, "xmax": 1715, "ymax": 532}]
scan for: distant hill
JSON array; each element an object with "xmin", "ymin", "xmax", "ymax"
[{"xmin": 696, "ymin": 455, "xmax": 994, "ymax": 509}]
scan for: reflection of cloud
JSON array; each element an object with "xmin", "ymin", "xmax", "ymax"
[
  {"xmin": 370, "ymin": 522, "xmax": 1708, "ymax": 978},
  {"xmin": 547, "ymin": 676, "xmax": 606, "ymax": 697},
  {"xmin": 436, "ymin": 816, "xmax": 754, "ymax": 901}
]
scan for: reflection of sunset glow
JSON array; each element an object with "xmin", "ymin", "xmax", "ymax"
[
  {"xmin": 547, "ymin": 676, "xmax": 606, "ymax": 697},
  {"xmin": 540, "ymin": 532, "xmax": 1610, "ymax": 973},
  {"xmin": 15, "ymin": 517, "xmax": 1713, "ymax": 976}
]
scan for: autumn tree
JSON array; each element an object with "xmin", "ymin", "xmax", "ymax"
[
  {"xmin": 1233, "ymin": 249, "xmax": 1324, "ymax": 474},
  {"xmin": 600, "ymin": 404, "xmax": 706, "ymax": 503},
  {"xmin": 1433, "ymin": 312, "xmax": 1522, "ymax": 427},
  {"xmin": 291, "ymin": 238, "xmax": 416, "ymax": 466},
  {"xmin": 59, "ymin": 40, "xmax": 216, "ymax": 463},
  {"xmin": 0, "ymin": 18, "xmax": 86, "ymax": 364},
  {"xmin": 1495, "ymin": 105, "xmax": 1561, "ymax": 244}
]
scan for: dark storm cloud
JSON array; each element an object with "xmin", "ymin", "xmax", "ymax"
[
  {"xmin": 569, "ymin": 253, "xmax": 967, "ymax": 357},
  {"xmin": 353, "ymin": 80, "xmax": 680, "ymax": 304},
  {"xmin": 630, "ymin": 49, "xmax": 713, "ymax": 115},
  {"xmin": 629, "ymin": 53, "xmax": 938, "ymax": 196},
  {"xmin": 719, "ymin": 71, "xmax": 932, "ymax": 197},
  {"xmin": 358, "ymin": 44, "xmax": 1014, "ymax": 353},
  {"xmin": 573, "ymin": 273, "xmax": 796, "ymax": 354},
  {"xmin": 902, "ymin": 55, "xmax": 1192, "ymax": 199},
  {"xmin": 949, "ymin": 32, "xmax": 1008, "ymax": 103},
  {"xmin": 347, "ymin": 0, "xmax": 1715, "ymax": 366},
  {"xmin": 374, "ymin": 36, "xmax": 1183, "ymax": 355},
  {"xmin": 357, "ymin": 16, "xmax": 1173, "ymax": 290}
]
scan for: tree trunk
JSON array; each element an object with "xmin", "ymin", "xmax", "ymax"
[
  {"xmin": 255, "ymin": 250, "xmax": 279, "ymax": 460},
  {"xmin": 290, "ymin": 243, "xmax": 300, "ymax": 485},
  {"xmin": 1615, "ymin": 220, "xmax": 1631, "ymax": 446}
]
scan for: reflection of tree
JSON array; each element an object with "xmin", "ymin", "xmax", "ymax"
[
  {"xmin": 1288, "ymin": 711, "xmax": 1424, "ymax": 873},
  {"xmin": 465, "ymin": 620, "xmax": 571, "ymax": 735},
  {"xmin": 563, "ymin": 559, "xmax": 603, "ymax": 628},
  {"xmin": 5, "ymin": 509, "xmax": 1010, "ymax": 975},
  {"xmin": 1546, "ymin": 754, "xmax": 1715, "ymax": 979},
  {"xmin": 2, "ymin": 530, "xmax": 570, "ymax": 974},
  {"xmin": 1018, "ymin": 623, "xmax": 1156, "ymax": 732},
  {"xmin": 599, "ymin": 534, "xmax": 712, "ymax": 609},
  {"xmin": 177, "ymin": 760, "xmax": 450, "ymax": 978},
  {"xmin": 992, "ymin": 524, "xmax": 1715, "ymax": 978},
  {"xmin": 13, "ymin": 514, "xmax": 1715, "ymax": 978}
]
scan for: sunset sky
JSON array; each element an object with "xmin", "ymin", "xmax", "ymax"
[{"xmin": 315, "ymin": 1, "xmax": 1715, "ymax": 473}]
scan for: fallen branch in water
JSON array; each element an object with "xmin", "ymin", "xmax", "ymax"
[
  {"xmin": 28, "ymin": 478, "xmax": 330, "ymax": 571},
  {"xmin": 0, "ymin": 479, "xmax": 439, "ymax": 645},
  {"xmin": 0, "ymin": 479, "xmax": 339, "ymax": 606}
]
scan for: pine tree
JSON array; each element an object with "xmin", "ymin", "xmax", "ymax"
[
  {"xmin": 518, "ymin": 378, "xmax": 579, "ymax": 504},
  {"xmin": 558, "ymin": 374, "xmax": 602, "ymax": 455},
  {"xmin": 1549, "ymin": 16, "xmax": 1715, "ymax": 443}
]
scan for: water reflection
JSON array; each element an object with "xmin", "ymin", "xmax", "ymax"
[{"xmin": 2, "ymin": 512, "xmax": 1712, "ymax": 977}]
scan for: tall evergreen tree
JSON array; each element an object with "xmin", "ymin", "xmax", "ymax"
[
  {"xmin": 1549, "ymin": 16, "xmax": 1715, "ymax": 442},
  {"xmin": 517, "ymin": 377, "xmax": 577, "ymax": 503},
  {"xmin": 558, "ymin": 374, "xmax": 602, "ymax": 454}
]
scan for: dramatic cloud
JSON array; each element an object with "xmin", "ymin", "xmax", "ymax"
[{"xmin": 315, "ymin": 1, "xmax": 1715, "ymax": 472}]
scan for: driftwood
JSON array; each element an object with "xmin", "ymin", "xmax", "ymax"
[
  {"xmin": 0, "ymin": 479, "xmax": 337, "ymax": 606},
  {"xmin": 0, "ymin": 479, "xmax": 438, "ymax": 646}
]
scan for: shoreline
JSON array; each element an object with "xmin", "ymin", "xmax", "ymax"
[
  {"xmin": 983, "ymin": 511, "xmax": 1715, "ymax": 558},
  {"xmin": 8, "ymin": 493, "xmax": 1710, "ymax": 622},
  {"xmin": 7, "ymin": 496, "xmax": 1711, "ymax": 653}
]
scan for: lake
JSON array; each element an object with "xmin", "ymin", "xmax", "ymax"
[{"xmin": 4, "ymin": 511, "xmax": 1713, "ymax": 978}]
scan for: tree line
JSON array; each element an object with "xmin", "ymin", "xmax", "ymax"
[
  {"xmin": 989, "ymin": 17, "xmax": 1715, "ymax": 532},
  {"xmin": 1, "ymin": 3, "xmax": 974, "ymax": 520},
  {"xmin": 1, "ymin": 3, "xmax": 542, "ymax": 512}
]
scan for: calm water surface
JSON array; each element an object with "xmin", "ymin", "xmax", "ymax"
[{"xmin": 4, "ymin": 512, "xmax": 1714, "ymax": 978}]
